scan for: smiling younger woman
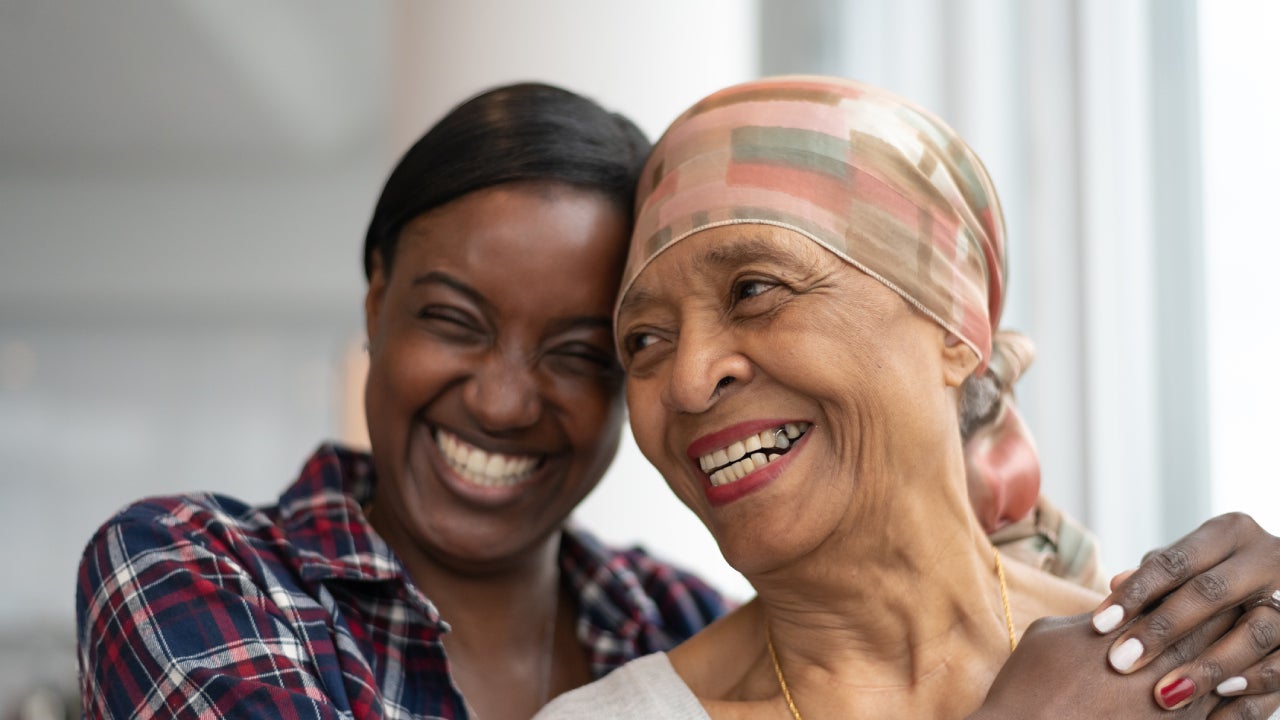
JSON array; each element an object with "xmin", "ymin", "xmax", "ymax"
[{"xmin": 76, "ymin": 83, "xmax": 727, "ymax": 720}]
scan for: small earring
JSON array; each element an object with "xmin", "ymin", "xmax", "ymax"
[{"xmin": 361, "ymin": 340, "xmax": 370, "ymax": 353}]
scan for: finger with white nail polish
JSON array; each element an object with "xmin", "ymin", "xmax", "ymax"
[
  {"xmin": 1093, "ymin": 604, "xmax": 1124, "ymax": 634},
  {"xmin": 1109, "ymin": 637, "xmax": 1144, "ymax": 673},
  {"xmin": 1216, "ymin": 676, "xmax": 1247, "ymax": 696}
]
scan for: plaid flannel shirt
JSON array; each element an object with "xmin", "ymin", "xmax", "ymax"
[{"xmin": 76, "ymin": 444, "xmax": 726, "ymax": 719}]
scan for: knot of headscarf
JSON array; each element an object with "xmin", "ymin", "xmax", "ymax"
[
  {"xmin": 618, "ymin": 75, "xmax": 1007, "ymax": 372},
  {"xmin": 962, "ymin": 330, "xmax": 1042, "ymax": 532}
]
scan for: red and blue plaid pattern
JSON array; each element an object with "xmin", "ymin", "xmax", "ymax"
[{"xmin": 76, "ymin": 444, "xmax": 726, "ymax": 719}]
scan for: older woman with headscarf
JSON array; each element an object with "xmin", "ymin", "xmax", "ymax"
[{"xmin": 536, "ymin": 76, "xmax": 1280, "ymax": 720}]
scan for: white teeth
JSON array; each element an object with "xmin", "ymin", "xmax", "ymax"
[
  {"xmin": 708, "ymin": 451, "xmax": 787, "ymax": 486},
  {"xmin": 712, "ymin": 448, "xmax": 729, "ymax": 468},
  {"xmin": 435, "ymin": 429, "xmax": 541, "ymax": 487},
  {"xmin": 697, "ymin": 423, "xmax": 811, "ymax": 487},
  {"xmin": 485, "ymin": 455, "xmax": 505, "ymax": 476}
]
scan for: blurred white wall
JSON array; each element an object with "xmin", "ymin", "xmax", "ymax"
[
  {"xmin": 772, "ymin": 0, "xmax": 1280, "ymax": 573},
  {"xmin": 0, "ymin": 2, "xmax": 397, "ymax": 708},
  {"xmin": 1202, "ymin": 1, "xmax": 1280, "ymax": 533}
]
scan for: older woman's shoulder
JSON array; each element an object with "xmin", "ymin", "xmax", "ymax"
[
  {"xmin": 535, "ymin": 652, "xmax": 709, "ymax": 720},
  {"xmin": 1005, "ymin": 551, "xmax": 1105, "ymax": 628},
  {"xmin": 666, "ymin": 598, "xmax": 765, "ymax": 701}
]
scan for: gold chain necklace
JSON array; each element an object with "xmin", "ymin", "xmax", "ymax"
[
  {"xmin": 992, "ymin": 546, "xmax": 1017, "ymax": 652},
  {"xmin": 766, "ymin": 547, "xmax": 1017, "ymax": 720}
]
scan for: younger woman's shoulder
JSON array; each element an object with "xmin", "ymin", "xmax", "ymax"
[{"xmin": 81, "ymin": 490, "xmax": 277, "ymax": 564}]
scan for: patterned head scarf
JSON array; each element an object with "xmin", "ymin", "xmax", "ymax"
[{"xmin": 618, "ymin": 75, "xmax": 1006, "ymax": 372}]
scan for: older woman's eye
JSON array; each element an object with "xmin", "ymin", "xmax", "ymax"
[
  {"xmin": 624, "ymin": 331, "xmax": 661, "ymax": 356},
  {"xmin": 732, "ymin": 279, "xmax": 775, "ymax": 302}
]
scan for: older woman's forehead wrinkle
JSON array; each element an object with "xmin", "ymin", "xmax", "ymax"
[
  {"xmin": 616, "ymin": 285, "xmax": 664, "ymax": 321},
  {"xmin": 691, "ymin": 233, "xmax": 812, "ymax": 276},
  {"xmin": 619, "ymin": 231, "xmax": 819, "ymax": 330},
  {"xmin": 621, "ymin": 235, "xmax": 785, "ymax": 310}
]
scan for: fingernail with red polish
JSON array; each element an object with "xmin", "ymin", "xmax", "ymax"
[{"xmin": 1158, "ymin": 677, "xmax": 1196, "ymax": 709}]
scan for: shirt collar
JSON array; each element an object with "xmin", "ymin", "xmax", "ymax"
[
  {"xmin": 560, "ymin": 525, "xmax": 665, "ymax": 644},
  {"xmin": 277, "ymin": 443, "xmax": 406, "ymax": 585}
]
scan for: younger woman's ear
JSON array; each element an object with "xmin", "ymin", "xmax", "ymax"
[
  {"xmin": 942, "ymin": 332, "xmax": 982, "ymax": 388},
  {"xmin": 364, "ymin": 254, "xmax": 387, "ymax": 348}
]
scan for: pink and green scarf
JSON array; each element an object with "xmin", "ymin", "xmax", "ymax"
[{"xmin": 619, "ymin": 75, "xmax": 1006, "ymax": 371}]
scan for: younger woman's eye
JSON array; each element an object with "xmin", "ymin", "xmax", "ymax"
[
  {"xmin": 417, "ymin": 305, "xmax": 484, "ymax": 339},
  {"xmin": 548, "ymin": 342, "xmax": 618, "ymax": 376}
]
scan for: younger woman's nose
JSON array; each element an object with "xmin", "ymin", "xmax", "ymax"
[{"xmin": 464, "ymin": 352, "xmax": 542, "ymax": 431}]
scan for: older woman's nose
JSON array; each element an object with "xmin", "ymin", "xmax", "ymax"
[
  {"xmin": 464, "ymin": 352, "xmax": 542, "ymax": 432},
  {"xmin": 664, "ymin": 328, "xmax": 753, "ymax": 414}
]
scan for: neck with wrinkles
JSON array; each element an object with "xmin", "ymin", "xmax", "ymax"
[{"xmin": 744, "ymin": 447, "xmax": 1013, "ymax": 718}]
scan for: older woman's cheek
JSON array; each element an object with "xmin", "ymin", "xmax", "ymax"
[{"xmin": 625, "ymin": 379, "xmax": 693, "ymax": 507}]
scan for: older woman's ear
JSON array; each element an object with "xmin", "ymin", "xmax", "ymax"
[{"xmin": 942, "ymin": 332, "xmax": 982, "ymax": 388}]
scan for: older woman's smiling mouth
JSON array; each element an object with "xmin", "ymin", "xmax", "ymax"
[
  {"xmin": 434, "ymin": 428, "xmax": 543, "ymax": 488},
  {"xmin": 696, "ymin": 422, "xmax": 811, "ymax": 487}
]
